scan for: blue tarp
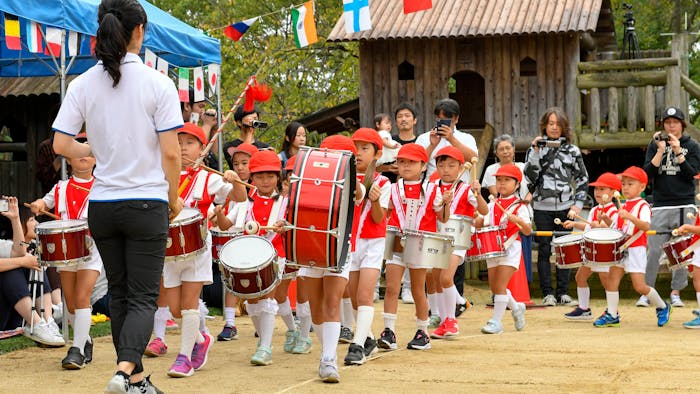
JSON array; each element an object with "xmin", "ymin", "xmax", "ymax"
[{"xmin": 0, "ymin": 0, "xmax": 220, "ymax": 78}]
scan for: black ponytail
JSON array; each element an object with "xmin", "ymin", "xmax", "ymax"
[{"xmin": 95, "ymin": 0, "xmax": 147, "ymax": 87}]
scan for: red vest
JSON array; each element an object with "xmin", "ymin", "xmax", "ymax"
[
  {"xmin": 437, "ymin": 180, "xmax": 475, "ymax": 217},
  {"xmin": 249, "ymin": 192, "xmax": 286, "ymax": 258},
  {"xmin": 615, "ymin": 198, "xmax": 649, "ymax": 248},
  {"xmin": 388, "ymin": 181, "xmax": 438, "ymax": 232},
  {"xmin": 590, "ymin": 203, "xmax": 617, "ymax": 224},
  {"xmin": 53, "ymin": 177, "xmax": 93, "ymax": 219},
  {"xmin": 491, "ymin": 195, "xmax": 523, "ymax": 240},
  {"xmin": 179, "ymin": 168, "xmax": 214, "ymax": 220}
]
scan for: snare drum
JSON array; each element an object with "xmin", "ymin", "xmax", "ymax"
[
  {"xmin": 552, "ymin": 233, "xmax": 584, "ymax": 269},
  {"xmin": 662, "ymin": 235, "xmax": 695, "ymax": 271},
  {"xmin": 402, "ymin": 230, "xmax": 454, "ymax": 269},
  {"xmin": 582, "ymin": 228, "xmax": 627, "ymax": 267},
  {"xmin": 464, "ymin": 226, "xmax": 506, "ymax": 262},
  {"xmin": 437, "ymin": 215, "xmax": 473, "ymax": 250},
  {"xmin": 211, "ymin": 227, "xmax": 242, "ymax": 262},
  {"xmin": 35, "ymin": 219, "xmax": 90, "ymax": 266},
  {"xmin": 219, "ymin": 235, "xmax": 280, "ymax": 298},
  {"xmin": 165, "ymin": 208, "xmax": 206, "ymax": 262},
  {"xmin": 285, "ymin": 146, "xmax": 355, "ymax": 271},
  {"xmin": 384, "ymin": 226, "xmax": 403, "ymax": 260}
]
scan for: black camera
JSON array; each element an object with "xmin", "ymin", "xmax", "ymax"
[
  {"xmin": 251, "ymin": 120, "xmax": 268, "ymax": 129},
  {"xmin": 536, "ymin": 138, "xmax": 564, "ymax": 148},
  {"xmin": 654, "ymin": 133, "xmax": 670, "ymax": 142}
]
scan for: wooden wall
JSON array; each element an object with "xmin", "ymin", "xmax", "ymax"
[{"xmin": 359, "ymin": 33, "xmax": 581, "ymax": 149}]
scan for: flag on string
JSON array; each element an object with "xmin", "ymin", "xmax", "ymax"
[
  {"xmin": 26, "ymin": 21, "xmax": 43, "ymax": 53},
  {"xmin": 403, "ymin": 0, "xmax": 432, "ymax": 14},
  {"xmin": 3, "ymin": 13, "xmax": 21, "ymax": 50},
  {"xmin": 67, "ymin": 31, "xmax": 79, "ymax": 56},
  {"xmin": 157, "ymin": 57, "xmax": 169, "ymax": 75},
  {"xmin": 292, "ymin": 1, "xmax": 318, "ymax": 48},
  {"xmin": 343, "ymin": 0, "xmax": 371, "ymax": 34},
  {"xmin": 144, "ymin": 48, "xmax": 157, "ymax": 68},
  {"xmin": 44, "ymin": 26, "xmax": 62, "ymax": 56},
  {"xmin": 178, "ymin": 68, "xmax": 189, "ymax": 102},
  {"xmin": 207, "ymin": 64, "xmax": 219, "ymax": 96},
  {"xmin": 193, "ymin": 67, "xmax": 205, "ymax": 102},
  {"xmin": 223, "ymin": 17, "xmax": 259, "ymax": 41}
]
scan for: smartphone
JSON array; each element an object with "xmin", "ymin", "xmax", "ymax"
[
  {"xmin": 189, "ymin": 112, "xmax": 200, "ymax": 124},
  {"xmin": 0, "ymin": 198, "xmax": 8, "ymax": 213},
  {"xmin": 435, "ymin": 119, "xmax": 451, "ymax": 135}
]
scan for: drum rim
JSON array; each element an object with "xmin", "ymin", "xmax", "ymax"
[
  {"xmin": 210, "ymin": 228, "xmax": 243, "ymax": 237},
  {"xmin": 170, "ymin": 208, "xmax": 203, "ymax": 226},
  {"xmin": 474, "ymin": 225, "xmax": 506, "ymax": 233},
  {"xmin": 164, "ymin": 246, "xmax": 206, "ymax": 262},
  {"xmin": 218, "ymin": 235, "xmax": 277, "ymax": 271},
  {"xmin": 39, "ymin": 256, "xmax": 88, "ymax": 267},
  {"xmin": 36, "ymin": 219, "xmax": 88, "ymax": 233},
  {"xmin": 552, "ymin": 233, "xmax": 583, "ymax": 245},
  {"xmin": 582, "ymin": 228, "xmax": 625, "ymax": 242},
  {"xmin": 223, "ymin": 271, "xmax": 280, "ymax": 299},
  {"xmin": 403, "ymin": 229, "xmax": 455, "ymax": 241}
]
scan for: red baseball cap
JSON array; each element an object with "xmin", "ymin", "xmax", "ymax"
[
  {"xmin": 429, "ymin": 171, "xmax": 440, "ymax": 183},
  {"xmin": 352, "ymin": 127, "xmax": 383, "ymax": 152},
  {"xmin": 249, "ymin": 150, "xmax": 281, "ymax": 174},
  {"xmin": 434, "ymin": 146, "xmax": 464, "ymax": 164},
  {"xmin": 396, "ymin": 143, "xmax": 429, "ymax": 163},
  {"xmin": 178, "ymin": 123, "xmax": 207, "ymax": 145},
  {"xmin": 284, "ymin": 155, "xmax": 296, "ymax": 172},
  {"xmin": 320, "ymin": 134, "xmax": 358, "ymax": 154},
  {"xmin": 618, "ymin": 166, "xmax": 648, "ymax": 184},
  {"xmin": 231, "ymin": 142, "xmax": 258, "ymax": 157},
  {"xmin": 589, "ymin": 172, "xmax": 622, "ymax": 191},
  {"xmin": 494, "ymin": 163, "xmax": 522, "ymax": 182}
]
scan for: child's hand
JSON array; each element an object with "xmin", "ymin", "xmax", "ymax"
[
  {"xmin": 368, "ymin": 182, "xmax": 381, "ymax": 202},
  {"xmin": 223, "ymin": 170, "xmax": 240, "ymax": 184},
  {"xmin": 272, "ymin": 220, "xmax": 289, "ymax": 233},
  {"xmin": 442, "ymin": 189, "xmax": 454, "ymax": 205},
  {"xmin": 618, "ymin": 209, "xmax": 632, "ymax": 221},
  {"xmin": 562, "ymin": 220, "xmax": 576, "ymax": 229},
  {"xmin": 21, "ymin": 254, "xmax": 40, "ymax": 271},
  {"xmin": 470, "ymin": 180, "xmax": 481, "ymax": 194}
]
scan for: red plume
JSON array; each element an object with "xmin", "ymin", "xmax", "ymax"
[{"xmin": 243, "ymin": 77, "xmax": 273, "ymax": 112}]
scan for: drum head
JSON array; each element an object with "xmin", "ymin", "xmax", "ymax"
[
  {"xmin": 210, "ymin": 227, "xmax": 242, "ymax": 237},
  {"xmin": 584, "ymin": 228, "xmax": 624, "ymax": 241},
  {"xmin": 219, "ymin": 235, "xmax": 276, "ymax": 269},
  {"xmin": 36, "ymin": 219, "xmax": 87, "ymax": 232},
  {"xmin": 174, "ymin": 207, "xmax": 202, "ymax": 223},
  {"xmin": 553, "ymin": 233, "xmax": 582, "ymax": 245}
]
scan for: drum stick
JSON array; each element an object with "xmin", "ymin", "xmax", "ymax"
[
  {"xmin": 613, "ymin": 191, "xmax": 622, "ymax": 210},
  {"xmin": 23, "ymin": 203, "xmax": 60, "ymax": 220},
  {"xmin": 182, "ymin": 157, "xmax": 255, "ymax": 189},
  {"xmin": 448, "ymin": 163, "xmax": 471, "ymax": 194},
  {"xmin": 488, "ymin": 195, "xmax": 523, "ymax": 230},
  {"xmin": 69, "ymin": 183, "xmax": 90, "ymax": 193},
  {"xmin": 554, "ymin": 215, "xmax": 592, "ymax": 226},
  {"xmin": 534, "ymin": 230, "xmax": 672, "ymax": 237},
  {"xmin": 469, "ymin": 157, "xmax": 478, "ymax": 198}
]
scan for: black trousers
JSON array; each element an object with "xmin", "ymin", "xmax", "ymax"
[
  {"xmin": 89, "ymin": 200, "xmax": 168, "ymax": 375},
  {"xmin": 533, "ymin": 209, "xmax": 572, "ymax": 298}
]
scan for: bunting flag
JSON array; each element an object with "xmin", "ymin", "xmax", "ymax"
[
  {"xmin": 156, "ymin": 56, "xmax": 169, "ymax": 75},
  {"xmin": 292, "ymin": 1, "xmax": 318, "ymax": 48},
  {"xmin": 67, "ymin": 31, "xmax": 79, "ymax": 56},
  {"xmin": 223, "ymin": 17, "xmax": 259, "ymax": 41},
  {"xmin": 26, "ymin": 21, "xmax": 43, "ymax": 53},
  {"xmin": 403, "ymin": 0, "xmax": 432, "ymax": 14},
  {"xmin": 144, "ymin": 48, "xmax": 157, "ymax": 68},
  {"xmin": 193, "ymin": 67, "xmax": 205, "ymax": 102},
  {"xmin": 207, "ymin": 64, "xmax": 219, "ymax": 95},
  {"xmin": 3, "ymin": 13, "xmax": 21, "ymax": 50},
  {"xmin": 44, "ymin": 26, "xmax": 62, "ymax": 56},
  {"xmin": 178, "ymin": 68, "xmax": 189, "ymax": 102},
  {"xmin": 343, "ymin": 0, "xmax": 371, "ymax": 34}
]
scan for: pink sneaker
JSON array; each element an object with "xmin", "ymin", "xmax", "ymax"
[
  {"xmin": 167, "ymin": 353, "xmax": 194, "ymax": 378},
  {"xmin": 443, "ymin": 318, "xmax": 460, "ymax": 337},
  {"xmin": 430, "ymin": 321, "xmax": 447, "ymax": 339},
  {"xmin": 191, "ymin": 332, "xmax": 213, "ymax": 370},
  {"xmin": 166, "ymin": 319, "xmax": 178, "ymax": 330},
  {"xmin": 144, "ymin": 337, "xmax": 167, "ymax": 357}
]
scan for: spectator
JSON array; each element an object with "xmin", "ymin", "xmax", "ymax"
[{"xmin": 279, "ymin": 121, "xmax": 306, "ymax": 170}]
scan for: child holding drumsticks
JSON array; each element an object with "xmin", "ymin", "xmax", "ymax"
[
  {"xmin": 560, "ymin": 172, "xmax": 620, "ymax": 321},
  {"xmin": 674, "ymin": 173, "xmax": 700, "ymax": 328}
]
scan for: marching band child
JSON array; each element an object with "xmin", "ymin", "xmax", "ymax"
[
  {"xmin": 477, "ymin": 164, "xmax": 530, "ymax": 334},
  {"xmin": 594, "ymin": 166, "xmax": 672, "ymax": 328},
  {"xmin": 561, "ymin": 172, "xmax": 620, "ymax": 321},
  {"xmin": 675, "ymin": 172, "xmax": 700, "ymax": 328},
  {"xmin": 430, "ymin": 146, "xmax": 488, "ymax": 339},
  {"xmin": 379, "ymin": 143, "xmax": 441, "ymax": 351},
  {"xmin": 30, "ymin": 132, "xmax": 98, "ymax": 368},
  {"xmin": 344, "ymin": 128, "xmax": 391, "ymax": 365}
]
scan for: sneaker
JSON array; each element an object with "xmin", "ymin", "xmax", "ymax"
[
  {"xmin": 378, "ymin": 328, "xmax": 397, "ymax": 350},
  {"xmin": 481, "ymin": 319, "xmax": 504, "ymax": 334},
  {"xmin": 144, "ymin": 337, "xmax": 167, "ymax": 357},
  {"xmin": 428, "ymin": 315, "xmax": 441, "ymax": 329},
  {"xmin": 656, "ymin": 301, "xmax": 672, "ymax": 327},
  {"xmin": 167, "ymin": 353, "xmax": 194, "ymax": 378},
  {"xmin": 401, "ymin": 286, "xmax": 414, "ymax": 304},
  {"xmin": 23, "ymin": 321, "xmax": 65, "ymax": 347},
  {"xmin": 291, "ymin": 336, "xmax": 312, "ymax": 354},
  {"xmin": 47, "ymin": 319, "xmax": 64, "ymax": 338},
  {"xmin": 558, "ymin": 294, "xmax": 578, "ymax": 306},
  {"xmin": 542, "ymin": 294, "xmax": 557, "ymax": 307},
  {"xmin": 636, "ymin": 295, "xmax": 650, "ymax": 307},
  {"xmin": 283, "ymin": 329, "xmax": 299, "ymax": 353},
  {"xmin": 191, "ymin": 332, "xmax": 213, "ymax": 370},
  {"xmin": 564, "ymin": 307, "xmax": 593, "ymax": 321},
  {"xmin": 373, "ymin": 289, "xmax": 380, "ymax": 303},
  {"xmin": 61, "ymin": 346, "xmax": 86, "ymax": 370},
  {"xmin": 344, "ymin": 343, "xmax": 366, "ymax": 365},
  {"xmin": 511, "ymin": 302, "xmax": 526, "ymax": 331},
  {"xmin": 165, "ymin": 319, "xmax": 178, "ymax": 330},
  {"xmin": 52, "ymin": 303, "xmax": 63, "ymax": 322},
  {"xmin": 84, "ymin": 337, "xmax": 93, "ymax": 363},
  {"xmin": 217, "ymin": 325, "xmax": 239, "ymax": 341},
  {"xmin": 338, "ymin": 326, "xmax": 354, "ymax": 344},
  {"xmin": 363, "ymin": 337, "xmax": 378, "ymax": 358},
  {"xmin": 683, "ymin": 310, "xmax": 700, "ymax": 329},
  {"xmin": 593, "ymin": 311, "xmax": 620, "ymax": 327},
  {"xmin": 407, "ymin": 329, "xmax": 431, "ymax": 350},
  {"xmin": 127, "ymin": 375, "xmax": 164, "ymax": 394},
  {"xmin": 250, "ymin": 345, "xmax": 273, "ymax": 366},
  {"xmin": 455, "ymin": 302, "xmax": 468, "ymax": 318},
  {"xmin": 442, "ymin": 317, "xmax": 460, "ymax": 337},
  {"xmin": 319, "ymin": 357, "xmax": 340, "ymax": 383},
  {"xmin": 430, "ymin": 321, "xmax": 448, "ymax": 339},
  {"xmin": 105, "ymin": 372, "xmax": 130, "ymax": 394},
  {"xmin": 670, "ymin": 294, "xmax": 685, "ymax": 307}
]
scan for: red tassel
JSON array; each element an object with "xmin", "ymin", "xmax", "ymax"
[
  {"xmin": 243, "ymin": 78, "xmax": 272, "ymax": 112},
  {"xmin": 243, "ymin": 89, "xmax": 255, "ymax": 112}
]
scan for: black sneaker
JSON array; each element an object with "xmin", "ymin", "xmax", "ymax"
[
  {"xmin": 378, "ymin": 328, "xmax": 397, "ymax": 350},
  {"xmin": 338, "ymin": 326, "xmax": 354, "ymax": 344},
  {"xmin": 363, "ymin": 337, "xmax": 378, "ymax": 358},
  {"xmin": 455, "ymin": 302, "xmax": 468, "ymax": 318},
  {"xmin": 61, "ymin": 346, "xmax": 86, "ymax": 370},
  {"xmin": 84, "ymin": 337, "xmax": 93, "ymax": 363},
  {"xmin": 217, "ymin": 325, "xmax": 239, "ymax": 341},
  {"xmin": 407, "ymin": 329, "xmax": 431, "ymax": 350},
  {"xmin": 127, "ymin": 375, "xmax": 164, "ymax": 394},
  {"xmin": 343, "ymin": 343, "xmax": 366, "ymax": 365}
]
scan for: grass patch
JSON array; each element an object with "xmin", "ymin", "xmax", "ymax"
[{"xmin": 0, "ymin": 321, "xmax": 112, "ymax": 356}]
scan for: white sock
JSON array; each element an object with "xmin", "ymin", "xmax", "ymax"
[
  {"xmin": 444, "ymin": 287, "xmax": 457, "ymax": 320},
  {"xmin": 277, "ymin": 299, "xmax": 296, "ymax": 331},
  {"xmin": 456, "ymin": 289, "xmax": 466, "ymax": 305},
  {"xmin": 296, "ymin": 301, "xmax": 312, "ymax": 339},
  {"xmin": 258, "ymin": 299, "xmax": 278, "ymax": 349},
  {"xmin": 402, "ymin": 269, "xmax": 411, "ymax": 288},
  {"xmin": 322, "ymin": 322, "xmax": 340, "ymax": 360},
  {"xmin": 154, "ymin": 306, "xmax": 169, "ymax": 341},
  {"xmin": 427, "ymin": 292, "xmax": 440, "ymax": 318},
  {"xmin": 435, "ymin": 291, "xmax": 447, "ymax": 322},
  {"xmin": 416, "ymin": 318, "xmax": 429, "ymax": 333},
  {"xmin": 353, "ymin": 305, "xmax": 374, "ymax": 346},
  {"xmin": 180, "ymin": 309, "xmax": 199, "ymax": 359},
  {"xmin": 72, "ymin": 308, "xmax": 91, "ymax": 355},
  {"xmin": 341, "ymin": 298, "xmax": 354, "ymax": 328},
  {"xmin": 493, "ymin": 294, "xmax": 508, "ymax": 322},
  {"xmin": 577, "ymin": 287, "xmax": 591, "ymax": 310},
  {"xmin": 198, "ymin": 299, "xmax": 208, "ymax": 333},
  {"xmin": 646, "ymin": 287, "xmax": 666, "ymax": 309},
  {"xmin": 382, "ymin": 312, "xmax": 397, "ymax": 332},
  {"xmin": 223, "ymin": 307, "xmax": 236, "ymax": 327},
  {"xmin": 606, "ymin": 291, "xmax": 619, "ymax": 316},
  {"xmin": 696, "ymin": 292, "xmax": 700, "ymax": 309},
  {"xmin": 505, "ymin": 289, "xmax": 518, "ymax": 310}
]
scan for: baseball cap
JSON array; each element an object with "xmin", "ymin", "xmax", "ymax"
[
  {"xmin": 494, "ymin": 163, "xmax": 522, "ymax": 182},
  {"xmin": 178, "ymin": 123, "xmax": 207, "ymax": 145},
  {"xmin": 320, "ymin": 134, "xmax": 358, "ymax": 154},
  {"xmin": 351, "ymin": 127, "xmax": 383, "ymax": 152},
  {"xmin": 434, "ymin": 146, "xmax": 464, "ymax": 164},
  {"xmin": 284, "ymin": 155, "xmax": 296, "ymax": 172},
  {"xmin": 662, "ymin": 106, "xmax": 685, "ymax": 124},
  {"xmin": 618, "ymin": 166, "xmax": 648, "ymax": 184},
  {"xmin": 589, "ymin": 172, "xmax": 621, "ymax": 191},
  {"xmin": 396, "ymin": 143, "xmax": 429, "ymax": 163},
  {"xmin": 249, "ymin": 150, "xmax": 281, "ymax": 174},
  {"xmin": 231, "ymin": 142, "xmax": 258, "ymax": 157}
]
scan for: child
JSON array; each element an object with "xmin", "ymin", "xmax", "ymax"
[
  {"xmin": 561, "ymin": 172, "xmax": 620, "ymax": 320},
  {"xmin": 217, "ymin": 149, "xmax": 288, "ymax": 366},
  {"xmin": 344, "ymin": 128, "xmax": 391, "ymax": 365},
  {"xmin": 30, "ymin": 133, "xmax": 100, "ymax": 368},
  {"xmin": 374, "ymin": 113, "xmax": 400, "ymax": 166},
  {"xmin": 478, "ymin": 164, "xmax": 531, "ymax": 334},
  {"xmin": 380, "ymin": 143, "xmax": 441, "ymax": 351},
  {"xmin": 164, "ymin": 123, "xmax": 245, "ymax": 378},
  {"xmin": 430, "ymin": 146, "xmax": 488, "ymax": 339},
  {"xmin": 675, "ymin": 173, "xmax": 700, "ymax": 328},
  {"xmin": 594, "ymin": 166, "xmax": 672, "ymax": 328}
]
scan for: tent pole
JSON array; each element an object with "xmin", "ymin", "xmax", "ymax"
[
  {"xmin": 59, "ymin": 30, "xmax": 68, "ymax": 182},
  {"xmin": 216, "ymin": 65, "xmax": 223, "ymax": 170}
]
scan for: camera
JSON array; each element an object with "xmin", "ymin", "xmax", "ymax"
[
  {"xmin": 0, "ymin": 198, "xmax": 8, "ymax": 213},
  {"xmin": 435, "ymin": 119, "xmax": 452, "ymax": 135},
  {"xmin": 536, "ymin": 138, "xmax": 564, "ymax": 148},
  {"xmin": 251, "ymin": 120, "xmax": 268, "ymax": 129},
  {"xmin": 654, "ymin": 133, "xmax": 670, "ymax": 142}
]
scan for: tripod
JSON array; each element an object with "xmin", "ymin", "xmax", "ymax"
[{"xmin": 620, "ymin": 3, "xmax": 640, "ymax": 59}]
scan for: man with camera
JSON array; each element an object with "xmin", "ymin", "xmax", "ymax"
[
  {"xmin": 223, "ymin": 106, "xmax": 270, "ymax": 167},
  {"xmin": 642, "ymin": 107, "xmax": 700, "ymax": 307}
]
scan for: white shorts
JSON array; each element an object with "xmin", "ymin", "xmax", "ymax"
[
  {"xmin": 59, "ymin": 241, "xmax": 103, "ymax": 273},
  {"xmin": 486, "ymin": 241, "xmax": 521, "ymax": 270},
  {"xmin": 350, "ymin": 238, "xmax": 384, "ymax": 271},
  {"xmin": 691, "ymin": 251, "xmax": 700, "ymax": 268},
  {"xmin": 385, "ymin": 253, "xmax": 430, "ymax": 269},
  {"xmin": 622, "ymin": 246, "xmax": 646, "ymax": 273},
  {"xmin": 452, "ymin": 248, "xmax": 467, "ymax": 258},
  {"xmin": 298, "ymin": 260, "xmax": 350, "ymax": 280},
  {"xmin": 590, "ymin": 265, "xmax": 610, "ymax": 273},
  {"xmin": 163, "ymin": 233, "xmax": 214, "ymax": 288}
]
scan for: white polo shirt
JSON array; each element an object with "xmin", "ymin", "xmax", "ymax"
[
  {"xmin": 52, "ymin": 52, "xmax": 183, "ymax": 202},
  {"xmin": 415, "ymin": 128, "xmax": 478, "ymax": 182}
]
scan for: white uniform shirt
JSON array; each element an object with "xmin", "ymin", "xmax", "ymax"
[{"xmin": 415, "ymin": 128, "xmax": 478, "ymax": 182}]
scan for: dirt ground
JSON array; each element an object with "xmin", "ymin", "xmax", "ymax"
[{"xmin": 2, "ymin": 286, "xmax": 698, "ymax": 394}]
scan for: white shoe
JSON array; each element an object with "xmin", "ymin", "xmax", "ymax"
[
  {"xmin": 23, "ymin": 320, "xmax": 65, "ymax": 346},
  {"xmin": 671, "ymin": 294, "xmax": 685, "ymax": 307},
  {"xmin": 511, "ymin": 302, "xmax": 526, "ymax": 331},
  {"xmin": 319, "ymin": 357, "xmax": 340, "ymax": 383},
  {"xmin": 558, "ymin": 294, "xmax": 578, "ymax": 307},
  {"xmin": 401, "ymin": 287, "xmax": 414, "ymax": 304},
  {"xmin": 481, "ymin": 319, "xmax": 503, "ymax": 334},
  {"xmin": 636, "ymin": 295, "xmax": 650, "ymax": 307},
  {"xmin": 542, "ymin": 294, "xmax": 557, "ymax": 306}
]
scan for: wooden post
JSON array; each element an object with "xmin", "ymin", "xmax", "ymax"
[
  {"xmin": 666, "ymin": 34, "xmax": 683, "ymax": 108},
  {"xmin": 645, "ymin": 85, "xmax": 655, "ymax": 132},
  {"xmin": 565, "ymin": 33, "xmax": 581, "ymax": 135},
  {"xmin": 609, "ymin": 87, "xmax": 618, "ymax": 133},
  {"xmin": 674, "ymin": 32, "xmax": 690, "ymax": 112},
  {"xmin": 627, "ymin": 86, "xmax": 637, "ymax": 132},
  {"xmin": 590, "ymin": 87, "xmax": 600, "ymax": 133}
]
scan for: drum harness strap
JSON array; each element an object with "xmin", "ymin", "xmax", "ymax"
[
  {"xmin": 56, "ymin": 178, "xmax": 90, "ymax": 220},
  {"xmin": 356, "ymin": 173, "xmax": 382, "ymax": 237},
  {"xmin": 489, "ymin": 197, "xmax": 521, "ymax": 250},
  {"xmin": 244, "ymin": 192, "xmax": 285, "ymax": 242},
  {"xmin": 439, "ymin": 180, "xmax": 470, "ymax": 214},
  {"xmin": 392, "ymin": 179, "xmax": 434, "ymax": 231},
  {"xmin": 617, "ymin": 199, "xmax": 645, "ymax": 251}
]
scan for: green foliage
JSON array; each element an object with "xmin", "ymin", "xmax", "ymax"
[{"xmin": 151, "ymin": 0, "xmax": 359, "ymax": 151}]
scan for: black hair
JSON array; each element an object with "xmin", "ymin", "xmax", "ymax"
[
  {"xmin": 433, "ymin": 98, "xmax": 460, "ymax": 118},
  {"xmin": 248, "ymin": 171, "xmax": 282, "ymax": 201},
  {"xmin": 394, "ymin": 102, "xmax": 417, "ymax": 119},
  {"xmin": 281, "ymin": 121, "xmax": 305, "ymax": 157},
  {"xmin": 96, "ymin": 0, "xmax": 147, "ymax": 88},
  {"xmin": 373, "ymin": 113, "xmax": 391, "ymax": 128},
  {"xmin": 234, "ymin": 105, "xmax": 259, "ymax": 123}
]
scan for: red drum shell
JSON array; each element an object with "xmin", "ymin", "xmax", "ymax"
[
  {"xmin": 582, "ymin": 228, "xmax": 627, "ymax": 267},
  {"xmin": 464, "ymin": 226, "xmax": 506, "ymax": 262},
  {"xmin": 35, "ymin": 219, "xmax": 90, "ymax": 266},
  {"xmin": 219, "ymin": 235, "xmax": 279, "ymax": 299},
  {"xmin": 552, "ymin": 233, "xmax": 584, "ymax": 269},
  {"xmin": 662, "ymin": 235, "xmax": 695, "ymax": 270},
  {"xmin": 165, "ymin": 208, "xmax": 206, "ymax": 261}
]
